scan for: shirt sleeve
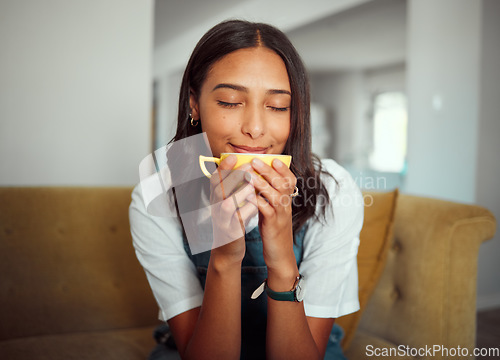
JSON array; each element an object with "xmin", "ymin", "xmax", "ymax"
[
  {"xmin": 300, "ymin": 159, "xmax": 363, "ymax": 318},
  {"xmin": 129, "ymin": 184, "xmax": 204, "ymax": 321}
]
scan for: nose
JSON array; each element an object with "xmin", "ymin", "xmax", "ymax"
[{"xmin": 241, "ymin": 104, "xmax": 265, "ymax": 139}]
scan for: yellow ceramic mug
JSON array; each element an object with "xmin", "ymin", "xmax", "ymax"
[{"xmin": 199, "ymin": 153, "xmax": 292, "ymax": 178}]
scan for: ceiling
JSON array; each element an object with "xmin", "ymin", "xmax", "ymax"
[
  {"xmin": 287, "ymin": 0, "xmax": 407, "ymax": 72},
  {"xmin": 154, "ymin": 0, "xmax": 407, "ymax": 73},
  {"xmin": 154, "ymin": 0, "xmax": 248, "ymax": 48}
]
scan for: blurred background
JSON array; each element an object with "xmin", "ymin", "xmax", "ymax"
[{"xmin": 0, "ymin": 0, "xmax": 499, "ymax": 312}]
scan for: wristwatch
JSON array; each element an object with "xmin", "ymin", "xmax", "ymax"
[{"xmin": 265, "ymin": 275, "xmax": 305, "ymax": 302}]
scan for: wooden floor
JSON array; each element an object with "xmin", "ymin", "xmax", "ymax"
[{"xmin": 476, "ymin": 307, "xmax": 500, "ymax": 359}]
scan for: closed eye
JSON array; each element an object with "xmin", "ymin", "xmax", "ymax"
[
  {"xmin": 268, "ymin": 106, "xmax": 290, "ymax": 112},
  {"xmin": 217, "ymin": 100, "xmax": 240, "ymax": 108}
]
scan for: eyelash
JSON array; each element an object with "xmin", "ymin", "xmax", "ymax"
[
  {"xmin": 270, "ymin": 106, "xmax": 290, "ymax": 112},
  {"xmin": 217, "ymin": 101, "xmax": 239, "ymax": 108},
  {"xmin": 217, "ymin": 101, "xmax": 289, "ymax": 112}
]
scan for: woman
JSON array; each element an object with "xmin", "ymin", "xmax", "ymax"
[{"xmin": 130, "ymin": 20, "xmax": 363, "ymax": 360}]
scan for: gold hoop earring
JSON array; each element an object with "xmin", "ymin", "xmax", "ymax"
[{"xmin": 189, "ymin": 113, "xmax": 199, "ymax": 127}]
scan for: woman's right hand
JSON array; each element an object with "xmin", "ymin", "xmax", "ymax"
[{"xmin": 209, "ymin": 155, "xmax": 257, "ymax": 266}]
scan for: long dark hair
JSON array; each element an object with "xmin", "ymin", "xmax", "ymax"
[{"xmin": 172, "ymin": 20, "xmax": 331, "ymax": 233}]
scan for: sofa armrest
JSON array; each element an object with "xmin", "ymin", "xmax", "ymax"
[{"xmin": 356, "ymin": 194, "xmax": 496, "ymax": 358}]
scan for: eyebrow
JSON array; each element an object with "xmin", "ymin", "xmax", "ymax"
[{"xmin": 212, "ymin": 83, "xmax": 291, "ymax": 96}]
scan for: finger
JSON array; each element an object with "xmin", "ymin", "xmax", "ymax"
[
  {"xmin": 218, "ymin": 154, "xmax": 237, "ymax": 170},
  {"xmin": 212, "ymin": 201, "xmax": 245, "ymax": 245},
  {"xmin": 213, "ymin": 181, "xmax": 255, "ymax": 226},
  {"xmin": 209, "ymin": 154, "xmax": 236, "ymax": 186},
  {"xmin": 213, "ymin": 196, "xmax": 236, "ymax": 226},
  {"xmin": 231, "ymin": 181, "xmax": 256, "ymax": 206},
  {"xmin": 247, "ymin": 171, "xmax": 273, "ymax": 199},
  {"xmin": 211, "ymin": 164, "xmax": 252, "ymax": 201},
  {"xmin": 234, "ymin": 197, "xmax": 259, "ymax": 225},
  {"xmin": 254, "ymin": 193, "xmax": 277, "ymax": 218},
  {"xmin": 272, "ymin": 158, "xmax": 296, "ymax": 191},
  {"xmin": 249, "ymin": 173, "xmax": 295, "ymax": 211},
  {"xmin": 251, "ymin": 158, "xmax": 296, "ymax": 195},
  {"xmin": 246, "ymin": 171, "xmax": 282, "ymax": 207}
]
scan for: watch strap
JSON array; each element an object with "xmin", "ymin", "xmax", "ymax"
[
  {"xmin": 265, "ymin": 285, "xmax": 296, "ymax": 301},
  {"xmin": 265, "ymin": 275, "xmax": 302, "ymax": 302}
]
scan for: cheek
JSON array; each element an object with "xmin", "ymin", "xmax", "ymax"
[
  {"xmin": 282, "ymin": 123, "xmax": 291, "ymax": 141},
  {"xmin": 271, "ymin": 118, "xmax": 291, "ymax": 144},
  {"xmin": 200, "ymin": 106, "xmax": 238, "ymax": 140},
  {"xmin": 202, "ymin": 114, "xmax": 235, "ymax": 135}
]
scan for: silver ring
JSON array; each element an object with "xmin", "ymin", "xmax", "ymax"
[{"xmin": 290, "ymin": 186, "xmax": 299, "ymax": 198}]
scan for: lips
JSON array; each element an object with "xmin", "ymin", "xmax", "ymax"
[{"xmin": 231, "ymin": 144, "xmax": 269, "ymax": 154}]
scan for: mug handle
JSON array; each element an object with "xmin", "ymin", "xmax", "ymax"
[{"xmin": 199, "ymin": 155, "xmax": 221, "ymax": 178}]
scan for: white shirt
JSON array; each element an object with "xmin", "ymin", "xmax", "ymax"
[{"xmin": 130, "ymin": 159, "xmax": 363, "ymax": 321}]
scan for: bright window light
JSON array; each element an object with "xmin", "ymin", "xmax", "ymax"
[{"xmin": 369, "ymin": 92, "xmax": 407, "ymax": 173}]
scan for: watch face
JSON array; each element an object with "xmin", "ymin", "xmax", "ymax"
[{"xmin": 295, "ymin": 277, "xmax": 305, "ymax": 302}]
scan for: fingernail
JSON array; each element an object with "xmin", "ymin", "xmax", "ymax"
[
  {"xmin": 252, "ymin": 158, "xmax": 264, "ymax": 168},
  {"xmin": 273, "ymin": 159, "xmax": 282, "ymax": 168}
]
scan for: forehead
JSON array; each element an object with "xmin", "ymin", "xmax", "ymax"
[{"xmin": 202, "ymin": 47, "xmax": 291, "ymax": 91}]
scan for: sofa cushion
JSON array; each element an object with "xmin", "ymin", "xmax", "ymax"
[
  {"xmin": 0, "ymin": 326, "xmax": 160, "ymax": 360},
  {"xmin": 336, "ymin": 189, "xmax": 399, "ymax": 350},
  {"xmin": 0, "ymin": 187, "xmax": 158, "ymax": 340}
]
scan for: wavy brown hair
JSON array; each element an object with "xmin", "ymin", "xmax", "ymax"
[{"xmin": 172, "ymin": 20, "xmax": 331, "ymax": 234}]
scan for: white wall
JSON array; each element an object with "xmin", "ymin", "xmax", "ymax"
[
  {"xmin": 0, "ymin": 0, "xmax": 153, "ymax": 186},
  {"xmin": 154, "ymin": 70, "xmax": 183, "ymax": 149},
  {"xmin": 364, "ymin": 64, "xmax": 406, "ymax": 94},
  {"xmin": 476, "ymin": 0, "xmax": 500, "ymax": 309},
  {"xmin": 406, "ymin": 0, "xmax": 500, "ymax": 309},
  {"xmin": 310, "ymin": 71, "xmax": 367, "ymax": 164},
  {"xmin": 405, "ymin": 0, "xmax": 481, "ymax": 204}
]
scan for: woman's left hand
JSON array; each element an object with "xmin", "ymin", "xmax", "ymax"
[{"xmin": 248, "ymin": 158, "xmax": 298, "ymax": 276}]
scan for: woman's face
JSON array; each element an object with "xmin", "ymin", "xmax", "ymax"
[{"xmin": 190, "ymin": 47, "xmax": 291, "ymax": 158}]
